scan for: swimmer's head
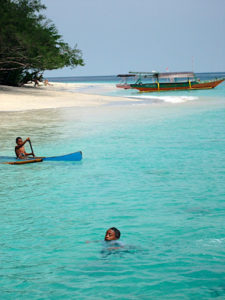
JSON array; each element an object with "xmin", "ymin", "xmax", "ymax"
[
  {"xmin": 105, "ymin": 227, "xmax": 120, "ymax": 241},
  {"xmin": 16, "ymin": 137, "xmax": 23, "ymax": 145}
]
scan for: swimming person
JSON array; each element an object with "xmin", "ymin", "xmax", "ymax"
[
  {"xmin": 86, "ymin": 227, "xmax": 122, "ymax": 245},
  {"xmin": 103, "ymin": 227, "xmax": 124, "ymax": 251},
  {"xmin": 87, "ymin": 228, "xmax": 141, "ymax": 257},
  {"xmin": 15, "ymin": 137, "xmax": 34, "ymax": 159},
  {"xmin": 86, "ymin": 227, "xmax": 129, "ymax": 257}
]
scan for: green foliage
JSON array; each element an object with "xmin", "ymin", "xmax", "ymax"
[{"xmin": 0, "ymin": 0, "xmax": 84, "ymax": 86}]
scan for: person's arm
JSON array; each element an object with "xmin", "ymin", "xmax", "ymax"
[
  {"xmin": 24, "ymin": 139, "xmax": 35, "ymax": 157},
  {"xmin": 24, "ymin": 151, "xmax": 34, "ymax": 157},
  {"xmin": 85, "ymin": 240, "xmax": 101, "ymax": 244}
]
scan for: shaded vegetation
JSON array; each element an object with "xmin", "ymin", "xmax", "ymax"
[{"xmin": 0, "ymin": 0, "xmax": 84, "ymax": 86}]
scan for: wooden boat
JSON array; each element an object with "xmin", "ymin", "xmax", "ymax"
[
  {"xmin": 116, "ymin": 74, "xmax": 135, "ymax": 89},
  {"xmin": 117, "ymin": 72, "xmax": 225, "ymax": 92},
  {"xmin": 0, "ymin": 151, "xmax": 82, "ymax": 165}
]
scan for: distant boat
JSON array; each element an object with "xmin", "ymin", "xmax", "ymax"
[
  {"xmin": 117, "ymin": 72, "xmax": 225, "ymax": 92},
  {"xmin": 0, "ymin": 151, "xmax": 82, "ymax": 165},
  {"xmin": 116, "ymin": 74, "xmax": 135, "ymax": 89}
]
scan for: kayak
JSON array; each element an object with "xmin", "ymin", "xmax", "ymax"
[{"xmin": 0, "ymin": 151, "xmax": 82, "ymax": 165}]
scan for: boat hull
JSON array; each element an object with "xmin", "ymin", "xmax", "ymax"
[
  {"xmin": 0, "ymin": 151, "xmax": 82, "ymax": 165},
  {"xmin": 43, "ymin": 151, "xmax": 82, "ymax": 161},
  {"xmin": 6, "ymin": 158, "xmax": 43, "ymax": 165},
  {"xmin": 116, "ymin": 83, "xmax": 131, "ymax": 89},
  {"xmin": 130, "ymin": 78, "xmax": 225, "ymax": 92}
]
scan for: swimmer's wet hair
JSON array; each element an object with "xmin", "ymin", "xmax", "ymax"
[
  {"xmin": 110, "ymin": 227, "xmax": 121, "ymax": 239},
  {"xmin": 16, "ymin": 137, "xmax": 22, "ymax": 143}
]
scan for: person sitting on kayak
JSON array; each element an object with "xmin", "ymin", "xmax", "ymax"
[{"xmin": 15, "ymin": 137, "xmax": 34, "ymax": 159}]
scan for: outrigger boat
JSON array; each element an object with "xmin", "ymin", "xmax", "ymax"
[
  {"xmin": 117, "ymin": 72, "xmax": 225, "ymax": 92},
  {"xmin": 0, "ymin": 151, "xmax": 82, "ymax": 165},
  {"xmin": 116, "ymin": 74, "xmax": 134, "ymax": 89}
]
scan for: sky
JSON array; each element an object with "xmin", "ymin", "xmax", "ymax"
[{"xmin": 42, "ymin": 0, "xmax": 225, "ymax": 77}]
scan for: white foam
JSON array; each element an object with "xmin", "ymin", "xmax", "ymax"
[{"xmin": 128, "ymin": 95, "xmax": 199, "ymax": 104}]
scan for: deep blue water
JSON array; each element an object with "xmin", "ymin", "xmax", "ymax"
[{"xmin": 0, "ymin": 75, "xmax": 225, "ymax": 299}]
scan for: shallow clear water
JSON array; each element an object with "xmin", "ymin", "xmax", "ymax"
[{"xmin": 1, "ymin": 92, "xmax": 225, "ymax": 298}]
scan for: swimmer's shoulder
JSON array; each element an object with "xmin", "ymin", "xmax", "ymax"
[{"xmin": 103, "ymin": 240, "xmax": 125, "ymax": 247}]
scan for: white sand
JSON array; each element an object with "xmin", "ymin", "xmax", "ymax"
[{"xmin": 0, "ymin": 82, "xmax": 135, "ymax": 112}]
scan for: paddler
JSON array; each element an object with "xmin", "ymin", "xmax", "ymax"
[{"xmin": 15, "ymin": 137, "xmax": 35, "ymax": 159}]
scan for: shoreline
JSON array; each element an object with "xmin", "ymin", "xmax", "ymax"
[
  {"xmin": 0, "ymin": 82, "xmax": 224, "ymax": 112},
  {"xmin": 0, "ymin": 82, "xmax": 137, "ymax": 112}
]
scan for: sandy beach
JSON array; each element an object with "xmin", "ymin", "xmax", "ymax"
[{"xmin": 0, "ymin": 82, "xmax": 134, "ymax": 112}]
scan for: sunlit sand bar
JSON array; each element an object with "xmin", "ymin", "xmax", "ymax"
[{"xmin": 0, "ymin": 82, "xmax": 136, "ymax": 112}]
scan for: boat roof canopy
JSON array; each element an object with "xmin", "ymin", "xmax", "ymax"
[
  {"xmin": 129, "ymin": 71, "xmax": 195, "ymax": 79},
  {"xmin": 117, "ymin": 74, "xmax": 136, "ymax": 77}
]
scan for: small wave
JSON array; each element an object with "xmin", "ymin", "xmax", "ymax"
[
  {"xmin": 197, "ymin": 237, "xmax": 225, "ymax": 247},
  {"xmin": 128, "ymin": 95, "xmax": 199, "ymax": 104}
]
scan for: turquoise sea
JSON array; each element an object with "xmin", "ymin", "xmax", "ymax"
[{"xmin": 1, "ymin": 74, "xmax": 225, "ymax": 299}]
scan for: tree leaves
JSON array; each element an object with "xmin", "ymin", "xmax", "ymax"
[{"xmin": 0, "ymin": 0, "xmax": 84, "ymax": 86}]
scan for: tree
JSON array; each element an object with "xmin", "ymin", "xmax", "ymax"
[{"xmin": 0, "ymin": 0, "xmax": 84, "ymax": 86}]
